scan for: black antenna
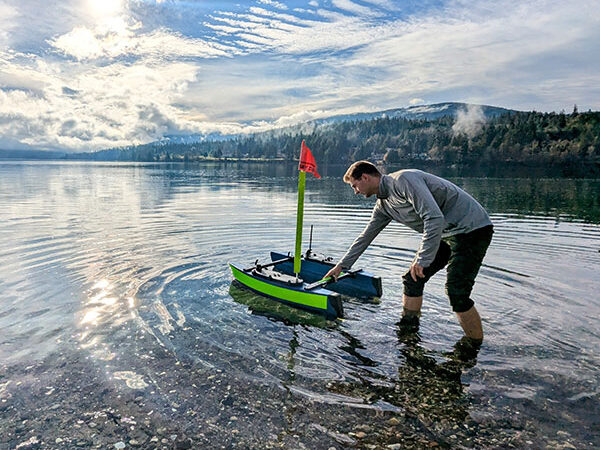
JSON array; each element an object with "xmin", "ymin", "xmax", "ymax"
[{"xmin": 307, "ymin": 225, "xmax": 314, "ymax": 256}]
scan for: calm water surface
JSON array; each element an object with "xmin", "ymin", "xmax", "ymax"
[{"xmin": 1, "ymin": 161, "xmax": 599, "ymax": 449}]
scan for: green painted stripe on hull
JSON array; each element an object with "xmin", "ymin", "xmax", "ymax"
[{"xmin": 229, "ymin": 264, "xmax": 328, "ymax": 310}]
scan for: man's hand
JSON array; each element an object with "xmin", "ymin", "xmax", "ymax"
[
  {"xmin": 410, "ymin": 262, "xmax": 425, "ymax": 282},
  {"xmin": 324, "ymin": 264, "xmax": 343, "ymax": 281}
]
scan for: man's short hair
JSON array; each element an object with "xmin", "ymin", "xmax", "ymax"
[{"xmin": 343, "ymin": 161, "xmax": 381, "ymax": 182}]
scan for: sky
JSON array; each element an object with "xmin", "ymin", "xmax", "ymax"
[{"xmin": 0, "ymin": 0, "xmax": 599, "ymax": 152}]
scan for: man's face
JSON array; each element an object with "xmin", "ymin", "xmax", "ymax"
[{"xmin": 349, "ymin": 174, "xmax": 376, "ymax": 197}]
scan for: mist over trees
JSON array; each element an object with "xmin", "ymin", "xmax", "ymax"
[{"xmin": 69, "ymin": 109, "xmax": 600, "ymax": 166}]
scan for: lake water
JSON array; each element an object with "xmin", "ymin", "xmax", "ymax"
[{"xmin": 1, "ymin": 161, "xmax": 599, "ymax": 449}]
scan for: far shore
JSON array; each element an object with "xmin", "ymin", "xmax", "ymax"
[{"xmin": 2, "ymin": 156, "xmax": 599, "ymax": 178}]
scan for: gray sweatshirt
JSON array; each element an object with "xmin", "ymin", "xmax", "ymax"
[{"xmin": 337, "ymin": 170, "xmax": 492, "ymax": 269}]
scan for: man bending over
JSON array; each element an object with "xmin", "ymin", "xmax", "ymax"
[{"xmin": 325, "ymin": 161, "xmax": 493, "ymax": 345}]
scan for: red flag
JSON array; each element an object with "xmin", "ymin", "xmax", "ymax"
[{"xmin": 298, "ymin": 140, "xmax": 320, "ymax": 178}]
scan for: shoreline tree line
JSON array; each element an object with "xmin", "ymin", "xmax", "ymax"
[{"xmin": 63, "ymin": 108, "xmax": 600, "ymax": 166}]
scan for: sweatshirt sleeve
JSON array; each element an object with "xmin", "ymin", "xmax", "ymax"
[
  {"xmin": 401, "ymin": 173, "xmax": 445, "ymax": 267},
  {"xmin": 337, "ymin": 205, "xmax": 391, "ymax": 269}
]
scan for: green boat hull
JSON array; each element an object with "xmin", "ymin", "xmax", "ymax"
[{"xmin": 229, "ymin": 263, "xmax": 343, "ymax": 319}]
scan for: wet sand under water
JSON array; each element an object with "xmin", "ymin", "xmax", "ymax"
[{"xmin": 0, "ymin": 329, "xmax": 552, "ymax": 449}]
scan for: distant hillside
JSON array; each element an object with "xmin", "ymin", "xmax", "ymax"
[
  {"xmin": 66, "ymin": 106, "xmax": 599, "ymax": 168},
  {"xmin": 154, "ymin": 102, "xmax": 514, "ymax": 146},
  {"xmin": 0, "ymin": 149, "xmax": 67, "ymax": 160},
  {"xmin": 0, "ymin": 102, "xmax": 513, "ymax": 159},
  {"xmin": 69, "ymin": 102, "xmax": 516, "ymax": 160},
  {"xmin": 312, "ymin": 102, "xmax": 513, "ymax": 125},
  {"xmin": 5, "ymin": 103, "xmax": 598, "ymax": 168},
  {"xmin": 158, "ymin": 132, "xmax": 237, "ymax": 145}
]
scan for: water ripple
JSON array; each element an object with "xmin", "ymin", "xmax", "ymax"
[{"xmin": 1, "ymin": 162, "xmax": 599, "ymax": 447}]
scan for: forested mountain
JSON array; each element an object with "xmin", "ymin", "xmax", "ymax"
[
  {"xmin": 302, "ymin": 102, "xmax": 511, "ymax": 125},
  {"xmin": 71, "ymin": 108, "xmax": 600, "ymax": 166},
  {"xmin": 154, "ymin": 102, "xmax": 511, "ymax": 145},
  {"xmin": 0, "ymin": 149, "xmax": 68, "ymax": 160}
]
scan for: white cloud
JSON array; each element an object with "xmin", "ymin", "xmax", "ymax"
[
  {"xmin": 51, "ymin": 26, "xmax": 105, "ymax": 60},
  {"xmin": 209, "ymin": 8, "xmax": 386, "ymax": 55},
  {"xmin": 409, "ymin": 98, "xmax": 425, "ymax": 105},
  {"xmin": 332, "ymin": 0, "xmax": 378, "ymax": 16},
  {"xmin": 49, "ymin": 17, "xmax": 232, "ymax": 61},
  {"xmin": 0, "ymin": 3, "xmax": 19, "ymax": 48},
  {"xmin": 273, "ymin": 110, "xmax": 327, "ymax": 127},
  {"xmin": 0, "ymin": 50, "xmax": 207, "ymax": 151},
  {"xmin": 303, "ymin": 0, "xmax": 600, "ymax": 112},
  {"xmin": 258, "ymin": 0, "xmax": 288, "ymax": 10},
  {"xmin": 361, "ymin": 0, "xmax": 396, "ymax": 9}
]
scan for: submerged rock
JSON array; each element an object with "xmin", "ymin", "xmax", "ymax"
[{"xmin": 15, "ymin": 436, "xmax": 40, "ymax": 449}]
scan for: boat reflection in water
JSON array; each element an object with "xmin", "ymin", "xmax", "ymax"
[{"xmin": 228, "ymin": 282, "xmax": 336, "ymax": 329}]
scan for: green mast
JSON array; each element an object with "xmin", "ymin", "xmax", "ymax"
[
  {"xmin": 294, "ymin": 140, "xmax": 320, "ymax": 278},
  {"xmin": 294, "ymin": 170, "xmax": 306, "ymax": 276}
]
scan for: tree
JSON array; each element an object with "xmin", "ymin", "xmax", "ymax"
[{"xmin": 383, "ymin": 149, "xmax": 401, "ymax": 163}]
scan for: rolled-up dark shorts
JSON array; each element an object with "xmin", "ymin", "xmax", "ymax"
[{"xmin": 403, "ymin": 225, "xmax": 493, "ymax": 313}]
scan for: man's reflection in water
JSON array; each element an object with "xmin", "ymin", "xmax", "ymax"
[
  {"xmin": 336, "ymin": 324, "xmax": 482, "ymax": 415},
  {"xmin": 393, "ymin": 325, "xmax": 481, "ymax": 423},
  {"xmin": 229, "ymin": 283, "xmax": 483, "ymax": 440},
  {"xmin": 318, "ymin": 324, "xmax": 484, "ymax": 446},
  {"xmin": 329, "ymin": 323, "xmax": 482, "ymax": 413}
]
